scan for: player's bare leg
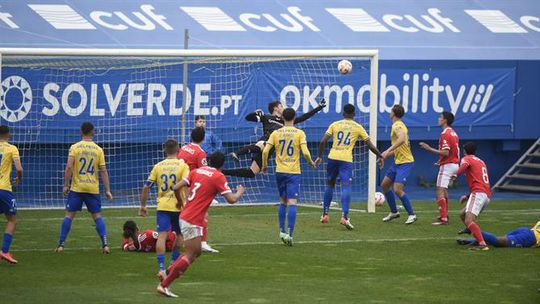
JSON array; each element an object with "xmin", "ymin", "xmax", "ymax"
[
  {"xmin": 394, "ymin": 183, "xmax": 416, "ymax": 225},
  {"xmin": 0, "ymin": 214, "xmax": 18, "ymax": 264},
  {"xmin": 56, "ymin": 211, "xmax": 76, "ymax": 252}
]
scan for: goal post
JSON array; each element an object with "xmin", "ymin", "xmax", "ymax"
[{"xmin": 0, "ymin": 48, "xmax": 379, "ymax": 212}]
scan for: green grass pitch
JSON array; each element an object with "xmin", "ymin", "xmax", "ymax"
[{"xmin": 1, "ymin": 200, "xmax": 539, "ymax": 303}]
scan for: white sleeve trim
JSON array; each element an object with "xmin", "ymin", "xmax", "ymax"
[
  {"xmin": 221, "ymin": 190, "xmax": 232, "ymax": 195},
  {"xmin": 182, "ymin": 178, "xmax": 190, "ymax": 186}
]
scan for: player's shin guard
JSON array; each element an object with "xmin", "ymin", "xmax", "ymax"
[
  {"xmin": 384, "ymin": 191, "xmax": 398, "ymax": 213},
  {"xmin": 399, "ymin": 194, "xmax": 414, "ymax": 215},
  {"xmin": 467, "ymin": 222, "xmax": 486, "ymax": 246},
  {"xmin": 278, "ymin": 204, "xmax": 287, "ymax": 233},
  {"xmin": 481, "ymin": 231, "xmax": 500, "ymax": 247},
  {"xmin": 341, "ymin": 184, "xmax": 351, "ymax": 219},
  {"xmin": 162, "ymin": 256, "xmax": 191, "ymax": 288},
  {"xmin": 58, "ymin": 217, "xmax": 73, "ymax": 246},
  {"xmin": 94, "ymin": 217, "xmax": 108, "ymax": 247},
  {"xmin": 437, "ymin": 197, "xmax": 448, "ymax": 221},
  {"xmin": 323, "ymin": 187, "xmax": 334, "ymax": 215},
  {"xmin": 221, "ymin": 168, "xmax": 256, "ymax": 178},
  {"xmin": 287, "ymin": 205, "xmax": 297, "ymax": 237},
  {"xmin": 2, "ymin": 233, "xmax": 13, "ymax": 253}
]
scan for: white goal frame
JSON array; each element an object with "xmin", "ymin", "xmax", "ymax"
[{"xmin": 0, "ymin": 48, "xmax": 379, "ymax": 213}]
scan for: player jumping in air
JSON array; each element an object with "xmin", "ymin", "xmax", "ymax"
[
  {"xmin": 419, "ymin": 111, "xmax": 460, "ymax": 225},
  {"xmin": 177, "ymin": 127, "xmax": 218, "ymax": 253},
  {"xmin": 223, "ymin": 99, "xmax": 326, "ymax": 178},
  {"xmin": 451, "ymin": 142, "xmax": 492, "ymax": 251},
  {"xmin": 157, "ymin": 152, "xmax": 245, "ymax": 297},
  {"xmin": 315, "ymin": 104, "xmax": 383, "ymax": 229},
  {"xmin": 381, "ymin": 104, "xmax": 417, "ymax": 225},
  {"xmin": 457, "ymin": 220, "xmax": 540, "ymax": 248},
  {"xmin": 262, "ymin": 108, "xmax": 316, "ymax": 246},
  {"xmin": 0, "ymin": 126, "xmax": 23, "ymax": 264},
  {"xmin": 122, "ymin": 220, "xmax": 177, "ymax": 252},
  {"xmin": 56, "ymin": 122, "xmax": 112, "ymax": 253},
  {"xmin": 140, "ymin": 139, "xmax": 189, "ymax": 280}
]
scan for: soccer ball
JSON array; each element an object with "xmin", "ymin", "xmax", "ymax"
[
  {"xmin": 338, "ymin": 60, "xmax": 352, "ymax": 74},
  {"xmin": 374, "ymin": 192, "xmax": 385, "ymax": 206}
]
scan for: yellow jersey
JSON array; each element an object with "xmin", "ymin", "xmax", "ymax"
[
  {"xmin": 265, "ymin": 126, "xmax": 311, "ymax": 174},
  {"xmin": 532, "ymin": 221, "xmax": 540, "ymax": 247},
  {"xmin": 147, "ymin": 158, "xmax": 190, "ymax": 212},
  {"xmin": 326, "ymin": 119, "xmax": 369, "ymax": 163},
  {"xmin": 391, "ymin": 120, "xmax": 414, "ymax": 164},
  {"xmin": 0, "ymin": 142, "xmax": 20, "ymax": 192},
  {"xmin": 69, "ymin": 140, "xmax": 105, "ymax": 194}
]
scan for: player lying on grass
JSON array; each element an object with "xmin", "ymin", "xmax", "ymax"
[
  {"xmin": 451, "ymin": 141, "xmax": 492, "ymax": 251},
  {"xmin": 223, "ymin": 99, "xmax": 325, "ymax": 178},
  {"xmin": 156, "ymin": 151, "xmax": 245, "ymax": 298},
  {"xmin": 262, "ymin": 108, "xmax": 316, "ymax": 246},
  {"xmin": 457, "ymin": 220, "xmax": 540, "ymax": 248},
  {"xmin": 315, "ymin": 104, "xmax": 383, "ymax": 230},
  {"xmin": 122, "ymin": 220, "xmax": 177, "ymax": 252},
  {"xmin": 0, "ymin": 125, "xmax": 23, "ymax": 264}
]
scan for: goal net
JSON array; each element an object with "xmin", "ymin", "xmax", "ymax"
[{"xmin": 0, "ymin": 50, "xmax": 378, "ymax": 211}]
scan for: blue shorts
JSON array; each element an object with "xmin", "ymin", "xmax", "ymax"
[
  {"xmin": 0, "ymin": 190, "xmax": 16, "ymax": 216},
  {"xmin": 385, "ymin": 162, "xmax": 414, "ymax": 184},
  {"xmin": 156, "ymin": 210, "xmax": 181, "ymax": 233},
  {"xmin": 276, "ymin": 173, "xmax": 301, "ymax": 200},
  {"xmin": 326, "ymin": 159, "xmax": 353, "ymax": 184},
  {"xmin": 506, "ymin": 228, "xmax": 536, "ymax": 248},
  {"xmin": 66, "ymin": 191, "xmax": 101, "ymax": 214}
]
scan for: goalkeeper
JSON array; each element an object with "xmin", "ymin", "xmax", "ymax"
[{"xmin": 223, "ymin": 99, "xmax": 326, "ymax": 178}]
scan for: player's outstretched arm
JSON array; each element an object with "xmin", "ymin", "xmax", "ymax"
[
  {"xmin": 223, "ymin": 184, "xmax": 245, "ymax": 204},
  {"xmin": 139, "ymin": 184, "xmax": 151, "ymax": 217},
  {"xmin": 100, "ymin": 165, "xmax": 113, "ymax": 200},
  {"xmin": 315, "ymin": 134, "xmax": 331, "ymax": 166},
  {"xmin": 294, "ymin": 99, "xmax": 326, "ymax": 124},
  {"xmin": 245, "ymin": 109, "xmax": 265, "ymax": 122},
  {"xmin": 419, "ymin": 142, "xmax": 449, "ymax": 157},
  {"xmin": 365, "ymin": 139, "xmax": 383, "ymax": 159},
  {"xmin": 63, "ymin": 156, "xmax": 74, "ymax": 196},
  {"xmin": 12, "ymin": 157, "xmax": 23, "ymax": 187}
]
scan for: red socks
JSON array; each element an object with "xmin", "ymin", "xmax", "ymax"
[
  {"xmin": 467, "ymin": 222, "xmax": 486, "ymax": 246},
  {"xmin": 437, "ymin": 197, "xmax": 448, "ymax": 221},
  {"xmin": 202, "ymin": 226, "xmax": 208, "ymax": 242},
  {"xmin": 161, "ymin": 256, "xmax": 191, "ymax": 287}
]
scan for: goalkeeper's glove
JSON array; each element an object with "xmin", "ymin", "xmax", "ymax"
[
  {"xmin": 255, "ymin": 109, "xmax": 264, "ymax": 118},
  {"xmin": 318, "ymin": 98, "xmax": 327, "ymax": 108}
]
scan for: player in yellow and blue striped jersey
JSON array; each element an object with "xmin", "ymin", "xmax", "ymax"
[
  {"xmin": 0, "ymin": 126, "xmax": 23, "ymax": 264},
  {"xmin": 56, "ymin": 122, "xmax": 113, "ymax": 254},
  {"xmin": 262, "ymin": 108, "xmax": 316, "ymax": 246},
  {"xmin": 315, "ymin": 104, "xmax": 383, "ymax": 229}
]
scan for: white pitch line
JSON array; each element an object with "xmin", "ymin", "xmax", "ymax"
[{"xmin": 11, "ymin": 236, "xmax": 459, "ymax": 252}]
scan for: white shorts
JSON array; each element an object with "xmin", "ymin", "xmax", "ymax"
[
  {"xmin": 180, "ymin": 219, "xmax": 204, "ymax": 241},
  {"xmin": 437, "ymin": 163, "xmax": 459, "ymax": 188},
  {"xmin": 465, "ymin": 192, "xmax": 490, "ymax": 216}
]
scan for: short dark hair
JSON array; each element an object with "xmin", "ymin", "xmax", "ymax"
[
  {"xmin": 268, "ymin": 101, "xmax": 281, "ymax": 114},
  {"xmin": 195, "ymin": 115, "xmax": 206, "ymax": 121},
  {"xmin": 0, "ymin": 125, "xmax": 10, "ymax": 137},
  {"xmin": 191, "ymin": 126, "xmax": 205, "ymax": 143},
  {"xmin": 442, "ymin": 111, "xmax": 454, "ymax": 126},
  {"xmin": 282, "ymin": 108, "xmax": 296, "ymax": 121},
  {"xmin": 207, "ymin": 151, "xmax": 225, "ymax": 169},
  {"xmin": 343, "ymin": 104, "xmax": 355, "ymax": 116},
  {"xmin": 80, "ymin": 122, "xmax": 94, "ymax": 136},
  {"xmin": 123, "ymin": 220, "xmax": 138, "ymax": 239},
  {"xmin": 391, "ymin": 104, "xmax": 405, "ymax": 118},
  {"xmin": 463, "ymin": 142, "xmax": 477, "ymax": 155},
  {"xmin": 163, "ymin": 139, "xmax": 179, "ymax": 155}
]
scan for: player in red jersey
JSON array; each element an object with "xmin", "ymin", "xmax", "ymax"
[
  {"xmin": 177, "ymin": 127, "xmax": 218, "ymax": 253},
  {"xmin": 121, "ymin": 220, "xmax": 176, "ymax": 252},
  {"xmin": 451, "ymin": 142, "xmax": 492, "ymax": 251},
  {"xmin": 420, "ymin": 112, "xmax": 460, "ymax": 225},
  {"xmin": 156, "ymin": 152, "xmax": 245, "ymax": 298},
  {"xmin": 177, "ymin": 127, "xmax": 207, "ymax": 171}
]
